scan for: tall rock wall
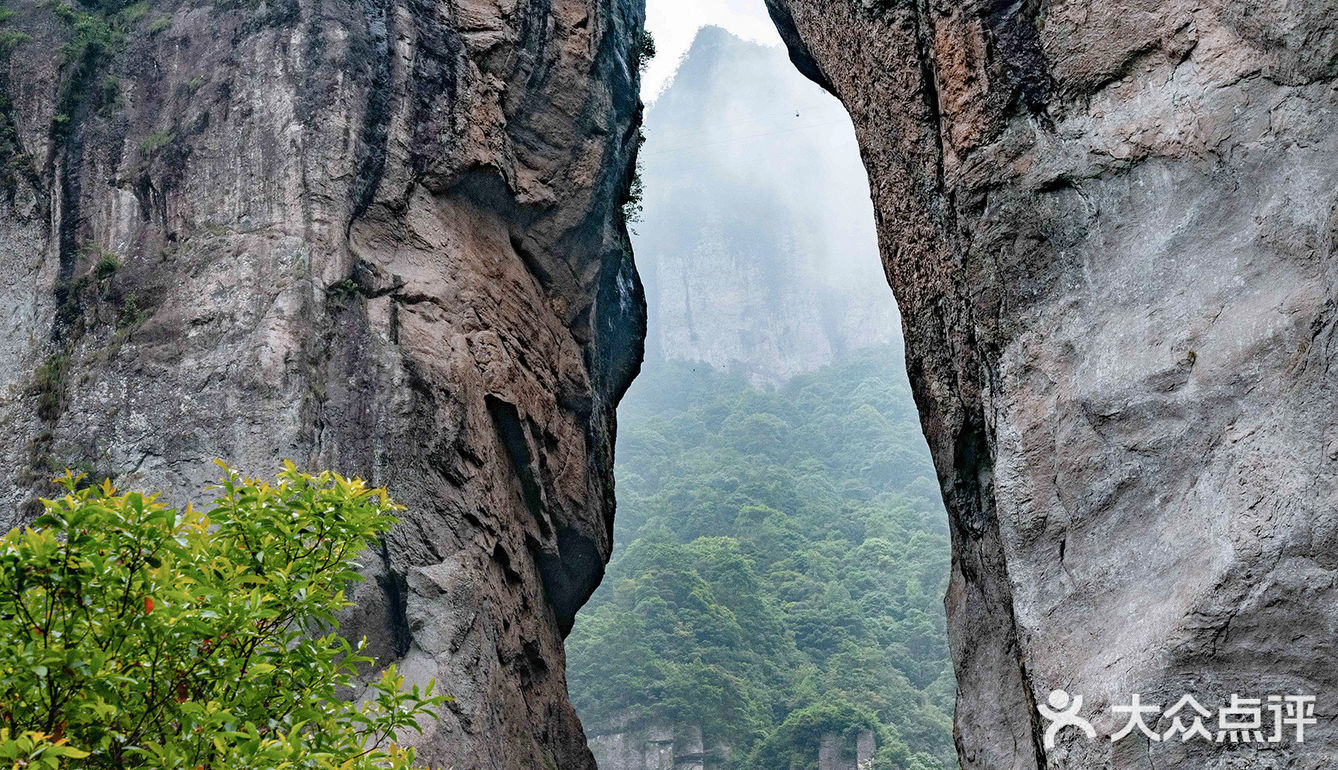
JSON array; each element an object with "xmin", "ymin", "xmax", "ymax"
[
  {"xmin": 764, "ymin": 0, "xmax": 1338, "ymax": 768},
  {"xmin": 0, "ymin": 0, "xmax": 645, "ymax": 767}
]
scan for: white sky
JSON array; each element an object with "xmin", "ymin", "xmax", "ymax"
[{"xmin": 643, "ymin": 0, "xmax": 782, "ymax": 99}]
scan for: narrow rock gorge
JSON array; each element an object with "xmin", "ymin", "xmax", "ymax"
[
  {"xmin": 0, "ymin": 0, "xmax": 644, "ymax": 767},
  {"xmin": 765, "ymin": 0, "xmax": 1338, "ymax": 768},
  {"xmin": 571, "ymin": 25, "xmax": 953, "ymax": 770},
  {"xmin": 3, "ymin": 0, "xmax": 1336, "ymax": 765}
]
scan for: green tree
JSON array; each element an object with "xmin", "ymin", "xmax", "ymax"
[
  {"xmin": 569, "ymin": 349, "xmax": 957, "ymax": 768},
  {"xmin": 0, "ymin": 463, "xmax": 445, "ymax": 769},
  {"xmin": 746, "ymin": 700, "xmax": 891, "ymax": 770}
]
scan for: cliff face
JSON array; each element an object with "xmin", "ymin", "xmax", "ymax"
[
  {"xmin": 587, "ymin": 717, "xmax": 871, "ymax": 770},
  {"xmin": 764, "ymin": 0, "xmax": 1338, "ymax": 768},
  {"xmin": 633, "ymin": 27, "xmax": 897, "ymax": 383},
  {"xmin": 0, "ymin": 0, "xmax": 644, "ymax": 767},
  {"xmin": 587, "ymin": 718, "xmax": 715, "ymax": 770}
]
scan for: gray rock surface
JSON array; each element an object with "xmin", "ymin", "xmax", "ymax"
[
  {"xmin": 0, "ymin": 0, "xmax": 645, "ymax": 767},
  {"xmin": 587, "ymin": 716, "xmax": 728, "ymax": 770},
  {"xmin": 764, "ymin": 0, "xmax": 1338, "ymax": 768},
  {"xmin": 588, "ymin": 719, "xmax": 709, "ymax": 770},
  {"xmin": 588, "ymin": 720, "xmax": 680, "ymax": 770},
  {"xmin": 817, "ymin": 729, "xmax": 876, "ymax": 770}
]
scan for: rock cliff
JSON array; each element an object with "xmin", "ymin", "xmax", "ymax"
[
  {"xmin": 587, "ymin": 718, "xmax": 715, "ymax": 770},
  {"xmin": 0, "ymin": 0, "xmax": 644, "ymax": 767},
  {"xmin": 765, "ymin": 0, "xmax": 1338, "ymax": 768},
  {"xmin": 633, "ymin": 27, "xmax": 897, "ymax": 384}
]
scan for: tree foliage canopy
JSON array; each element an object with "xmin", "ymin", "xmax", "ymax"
[
  {"xmin": 0, "ymin": 463, "xmax": 444, "ymax": 769},
  {"xmin": 568, "ymin": 350, "xmax": 956, "ymax": 769}
]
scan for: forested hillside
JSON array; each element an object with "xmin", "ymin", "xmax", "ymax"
[{"xmin": 567, "ymin": 349, "xmax": 956, "ymax": 769}]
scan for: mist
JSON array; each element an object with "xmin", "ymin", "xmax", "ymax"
[{"xmin": 633, "ymin": 27, "xmax": 899, "ymax": 381}]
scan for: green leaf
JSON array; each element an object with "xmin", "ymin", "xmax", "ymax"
[{"xmin": 0, "ymin": 463, "xmax": 422, "ymax": 767}]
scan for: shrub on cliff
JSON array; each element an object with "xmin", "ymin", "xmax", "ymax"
[{"xmin": 0, "ymin": 462, "xmax": 445, "ymax": 769}]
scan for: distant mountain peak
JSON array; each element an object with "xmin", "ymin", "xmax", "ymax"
[{"xmin": 635, "ymin": 18, "xmax": 897, "ymax": 385}]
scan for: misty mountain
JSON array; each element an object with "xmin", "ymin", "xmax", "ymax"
[{"xmin": 635, "ymin": 26, "xmax": 898, "ymax": 383}]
